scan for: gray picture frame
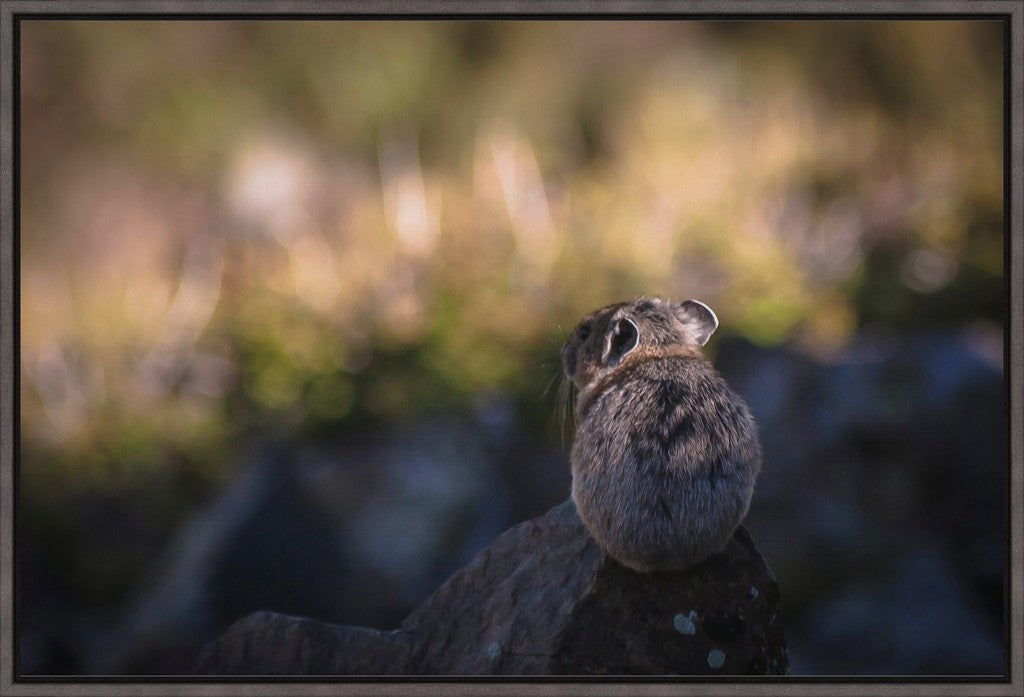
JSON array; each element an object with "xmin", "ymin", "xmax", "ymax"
[{"xmin": 1, "ymin": 1, "xmax": 1021, "ymax": 695}]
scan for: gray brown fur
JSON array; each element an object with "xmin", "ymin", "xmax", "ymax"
[{"xmin": 562, "ymin": 297, "xmax": 762, "ymax": 572}]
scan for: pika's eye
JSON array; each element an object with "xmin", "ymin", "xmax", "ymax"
[{"xmin": 577, "ymin": 323, "xmax": 591, "ymax": 340}]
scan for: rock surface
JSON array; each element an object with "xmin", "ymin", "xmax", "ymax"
[{"xmin": 194, "ymin": 500, "xmax": 788, "ymax": 675}]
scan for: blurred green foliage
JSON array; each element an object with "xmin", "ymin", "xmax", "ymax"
[{"xmin": 18, "ymin": 20, "xmax": 1003, "ymax": 597}]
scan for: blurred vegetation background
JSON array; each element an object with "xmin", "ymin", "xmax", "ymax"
[{"xmin": 18, "ymin": 19, "xmax": 1004, "ymax": 675}]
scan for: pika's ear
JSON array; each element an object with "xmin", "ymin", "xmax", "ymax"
[
  {"xmin": 603, "ymin": 317, "xmax": 639, "ymax": 366},
  {"xmin": 676, "ymin": 299, "xmax": 719, "ymax": 346}
]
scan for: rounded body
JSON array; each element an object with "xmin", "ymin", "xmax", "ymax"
[
  {"xmin": 563, "ymin": 298, "xmax": 761, "ymax": 572},
  {"xmin": 571, "ymin": 355, "xmax": 760, "ymax": 571}
]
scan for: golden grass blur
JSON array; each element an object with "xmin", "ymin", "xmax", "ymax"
[{"xmin": 19, "ymin": 20, "xmax": 1003, "ymax": 488}]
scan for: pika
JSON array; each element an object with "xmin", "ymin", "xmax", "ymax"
[{"xmin": 562, "ymin": 297, "xmax": 761, "ymax": 572}]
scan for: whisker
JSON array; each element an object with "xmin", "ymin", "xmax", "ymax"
[
  {"xmin": 541, "ymin": 370, "xmax": 560, "ymax": 400},
  {"xmin": 557, "ymin": 375, "xmax": 575, "ymax": 450}
]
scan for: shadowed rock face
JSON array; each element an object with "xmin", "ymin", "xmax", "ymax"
[{"xmin": 194, "ymin": 500, "xmax": 787, "ymax": 676}]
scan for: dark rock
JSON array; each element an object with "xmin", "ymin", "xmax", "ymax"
[
  {"xmin": 195, "ymin": 500, "xmax": 787, "ymax": 675},
  {"xmin": 193, "ymin": 612, "xmax": 414, "ymax": 675},
  {"xmin": 716, "ymin": 327, "xmax": 1005, "ymax": 674},
  {"xmin": 89, "ymin": 419, "xmax": 512, "ymax": 674}
]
